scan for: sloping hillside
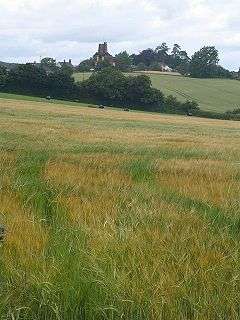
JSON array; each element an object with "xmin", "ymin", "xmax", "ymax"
[
  {"xmin": 74, "ymin": 72, "xmax": 240, "ymax": 113},
  {"xmin": 146, "ymin": 73, "xmax": 240, "ymax": 113}
]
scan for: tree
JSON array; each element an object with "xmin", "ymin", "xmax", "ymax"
[
  {"xmin": 40, "ymin": 57, "xmax": 58, "ymax": 73},
  {"xmin": 77, "ymin": 59, "xmax": 95, "ymax": 72},
  {"xmin": 4, "ymin": 63, "xmax": 78, "ymax": 98},
  {"xmin": 171, "ymin": 44, "xmax": 181, "ymax": 57},
  {"xmin": 155, "ymin": 43, "xmax": 170, "ymax": 63},
  {"xmin": 82, "ymin": 67, "xmax": 126, "ymax": 102},
  {"xmin": 60, "ymin": 63, "xmax": 74, "ymax": 76},
  {"xmin": 212, "ymin": 65, "xmax": 232, "ymax": 79},
  {"xmin": 190, "ymin": 46, "xmax": 220, "ymax": 78},
  {"xmin": 132, "ymin": 49, "xmax": 156, "ymax": 67},
  {"xmin": 125, "ymin": 75, "xmax": 164, "ymax": 110},
  {"xmin": 168, "ymin": 45, "xmax": 190, "ymax": 72},
  {"xmin": 156, "ymin": 42, "xmax": 169, "ymax": 54},
  {"xmin": 136, "ymin": 62, "xmax": 147, "ymax": 71},
  {"xmin": 149, "ymin": 62, "xmax": 165, "ymax": 71},
  {"xmin": 125, "ymin": 75, "xmax": 152, "ymax": 102},
  {"xmin": 6, "ymin": 64, "xmax": 48, "ymax": 95},
  {"xmin": 95, "ymin": 60, "xmax": 112, "ymax": 71},
  {"xmin": 115, "ymin": 51, "xmax": 133, "ymax": 71},
  {"xmin": 80, "ymin": 68, "xmax": 164, "ymax": 109},
  {"xmin": 47, "ymin": 70, "xmax": 77, "ymax": 98},
  {"xmin": 0, "ymin": 66, "xmax": 8, "ymax": 88},
  {"xmin": 175, "ymin": 62, "xmax": 190, "ymax": 75},
  {"xmin": 164, "ymin": 95, "xmax": 199, "ymax": 114}
]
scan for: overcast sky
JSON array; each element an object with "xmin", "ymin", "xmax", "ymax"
[{"xmin": 0, "ymin": 0, "xmax": 239, "ymax": 70}]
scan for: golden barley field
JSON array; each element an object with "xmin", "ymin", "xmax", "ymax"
[{"xmin": 0, "ymin": 98, "xmax": 240, "ymax": 320}]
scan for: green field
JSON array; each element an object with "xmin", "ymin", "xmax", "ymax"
[
  {"xmin": 0, "ymin": 97, "xmax": 240, "ymax": 319},
  {"xmin": 74, "ymin": 72, "xmax": 240, "ymax": 113}
]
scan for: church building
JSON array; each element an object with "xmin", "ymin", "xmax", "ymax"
[{"xmin": 93, "ymin": 42, "xmax": 116, "ymax": 66}]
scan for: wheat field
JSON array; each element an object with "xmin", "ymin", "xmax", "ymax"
[{"xmin": 0, "ymin": 98, "xmax": 240, "ymax": 319}]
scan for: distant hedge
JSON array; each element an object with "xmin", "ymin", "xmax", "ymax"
[{"xmin": 179, "ymin": 108, "xmax": 240, "ymax": 121}]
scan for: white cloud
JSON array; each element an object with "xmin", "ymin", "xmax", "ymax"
[{"xmin": 0, "ymin": 0, "xmax": 239, "ymax": 69}]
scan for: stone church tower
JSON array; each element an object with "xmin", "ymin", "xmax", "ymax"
[{"xmin": 93, "ymin": 42, "xmax": 116, "ymax": 66}]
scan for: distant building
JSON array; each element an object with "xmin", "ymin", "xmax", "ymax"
[
  {"xmin": 58, "ymin": 59, "xmax": 73, "ymax": 68},
  {"xmin": 93, "ymin": 42, "xmax": 116, "ymax": 66},
  {"xmin": 159, "ymin": 62, "xmax": 173, "ymax": 72}
]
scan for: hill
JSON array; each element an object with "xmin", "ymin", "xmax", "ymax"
[
  {"xmin": 74, "ymin": 72, "xmax": 240, "ymax": 113},
  {"xmin": 0, "ymin": 97, "xmax": 240, "ymax": 318}
]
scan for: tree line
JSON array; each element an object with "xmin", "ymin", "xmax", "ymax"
[
  {"xmin": 0, "ymin": 63, "xmax": 198, "ymax": 113},
  {"xmin": 78, "ymin": 44, "xmax": 236, "ymax": 79},
  {"xmin": 0, "ymin": 62, "xmax": 239, "ymax": 120}
]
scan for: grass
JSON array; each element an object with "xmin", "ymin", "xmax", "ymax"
[
  {"xmin": 0, "ymin": 92, "xmax": 97, "ymax": 108},
  {"xmin": 0, "ymin": 97, "xmax": 240, "ymax": 319},
  {"xmin": 74, "ymin": 72, "xmax": 240, "ymax": 113}
]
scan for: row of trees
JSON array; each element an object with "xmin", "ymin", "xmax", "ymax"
[
  {"xmin": 77, "ymin": 44, "xmax": 233, "ymax": 79},
  {"xmin": 39, "ymin": 57, "xmax": 74, "ymax": 76},
  {"xmin": 130, "ymin": 43, "xmax": 190, "ymax": 74},
  {"xmin": 79, "ymin": 68, "xmax": 199, "ymax": 114},
  {"xmin": 16, "ymin": 45, "xmax": 233, "ymax": 80},
  {"xmin": 0, "ymin": 64, "xmax": 76, "ymax": 99},
  {"xmin": 0, "ymin": 63, "xmax": 199, "ymax": 114}
]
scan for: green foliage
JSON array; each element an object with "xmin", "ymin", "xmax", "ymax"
[
  {"xmin": 155, "ymin": 42, "xmax": 170, "ymax": 63},
  {"xmin": 175, "ymin": 62, "xmax": 190, "ymax": 75},
  {"xmin": 6, "ymin": 64, "xmax": 49, "ymax": 95},
  {"xmin": 3, "ymin": 63, "xmax": 78, "ymax": 99},
  {"xmin": 190, "ymin": 46, "xmax": 222, "ymax": 78},
  {"xmin": 148, "ymin": 62, "xmax": 164, "ymax": 71},
  {"xmin": 60, "ymin": 63, "xmax": 74, "ymax": 77},
  {"xmin": 80, "ymin": 68, "xmax": 164, "ymax": 110},
  {"xmin": 94, "ymin": 60, "xmax": 113, "ymax": 71},
  {"xmin": 164, "ymin": 95, "xmax": 199, "ymax": 114},
  {"xmin": 136, "ymin": 62, "xmax": 147, "ymax": 71},
  {"xmin": 171, "ymin": 43, "xmax": 181, "ymax": 57},
  {"xmin": 223, "ymin": 107, "xmax": 240, "ymax": 120},
  {"xmin": 115, "ymin": 51, "xmax": 133, "ymax": 71},
  {"xmin": 212, "ymin": 65, "xmax": 233, "ymax": 78},
  {"xmin": 47, "ymin": 71, "xmax": 77, "ymax": 99},
  {"xmin": 0, "ymin": 66, "xmax": 7, "ymax": 88},
  {"xmin": 169, "ymin": 48, "xmax": 190, "ymax": 75},
  {"xmin": 77, "ymin": 59, "xmax": 95, "ymax": 72},
  {"xmin": 40, "ymin": 57, "xmax": 58, "ymax": 73},
  {"xmin": 130, "ymin": 43, "xmax": 191, "ymax": 73},
  {"xmin": 120, "ymin": 43, "xmax": 232, "ymax": 78},
  {"xmin": 131, "ymin": 48, "xmax": 156, "ymax": 67},
  {"xmin": 225, "ymin": 107, "xmax": 240, "ymax": 115},
  {"xmin": 125, "ymin": 75, "xmax": 164, "ymax": 110},
  {"xmin": 82, "ymin": 67, "xmax": 126, "ymax": 102}
]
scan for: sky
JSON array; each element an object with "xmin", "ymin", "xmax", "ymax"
[{"xmin": 0, "ymin": 0, "xmax": 239, "ymax": 70}]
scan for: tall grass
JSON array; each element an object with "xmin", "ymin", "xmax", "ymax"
[{"xmin": 0, "ymin": 99, "xmax": 240, "ymax": 319}]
